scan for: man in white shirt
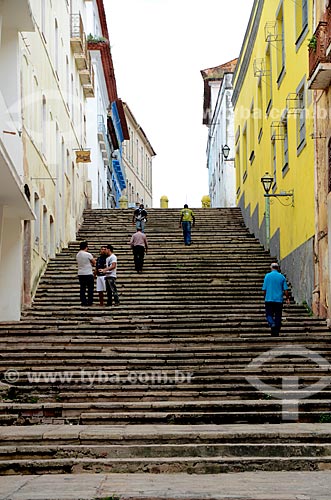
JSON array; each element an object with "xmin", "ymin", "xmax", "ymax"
[
  {"xmin": 100, "ymin": 244, "xmax": 120, "ymax": 306},
  {"xmin": 76, "ymin": 241, "xmax": 96, "ymax": 306}
]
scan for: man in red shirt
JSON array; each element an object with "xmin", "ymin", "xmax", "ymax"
[{"xmin": 130, "ymin": 228, "xmax": 148, "ymax": 273}]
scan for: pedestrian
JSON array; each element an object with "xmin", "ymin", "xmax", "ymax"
[
  {"xmin": 179, "ymin": 204, "xmax": 195, "ymax": 246},
  {"xmin": 262, "ymin": 262, "xmax": 290, "ymax": 337},
  {"xmin": 130, "ymin": 227, "xmax": 148, "ymax": 273},
  {"xmin": 76, "ymin": 241, "xmax": 96, "ymax": 307},
  {"xmin": 132, "ymin": 203, "xmax": 148, "ymax": 233},
  {"xmin": 95, "ymin": 245, "xmax": 108, "ymax": 306},
  {"xmin": 100, "ymin": 244, "xmax": 120, "ymax": 307}
]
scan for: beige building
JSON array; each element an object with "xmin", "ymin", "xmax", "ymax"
[
  {"xmin": 122, "ymin": 102, "xmax": 155, "ymax": 208},
  {"xmin": 308, "ymin": 0, "xmax": 331, "ymax": 319}
]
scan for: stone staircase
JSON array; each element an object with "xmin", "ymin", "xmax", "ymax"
[{"xmin": 0, "ymin": 208, "xmax": 331, "ymax": 481}]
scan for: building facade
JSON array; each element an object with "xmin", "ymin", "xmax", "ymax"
[
  {"xmin": 233, "ymin": 0, "xmax": 315, "ymax": 306},
  {"xmin": 20, "ymin": 0, "xmax": 96, "ymax": 311},
  {"xmin": 122, "ymin": 102, "xmax": 155, "ymax": 208},
  {"xmin": 201, "ymin": 60, "xmax": 237, "ymax": 207},
  {"xmin": 85, "ymin": 0, "xmax": 128, "ymax": 209},
  {"xmin": 308, "ymin": 0, "xmax": 331, "ymax": 318},
  {"xmin": 0, "ymin": 0, "xmax": 35, "ymax": 321}
]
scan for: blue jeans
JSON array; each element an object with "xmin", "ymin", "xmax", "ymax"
[
  {"xmin": 136, "ymin": 220, "xmax": 145, "ymax": 233},
  {"xmin": 265, "ymin": 301, "xmax": 283, "ymax": 333},
  {"xmin": 105, "ymin": 277, "xmax": 119, "ymax": 306},
  {"xmin": 181, "ymin": 221, "xmax": 192, "ymax": 245}
]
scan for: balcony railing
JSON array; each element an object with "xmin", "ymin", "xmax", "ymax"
[
  {"xmin": 70, "ymin": 14, "xmax": 85, "ymax": 53},
  {"xmin": 308, "ymin": 19, "xmax": 331, "ymax": 90},
  {"xmin": 97, "ymin": 115, "xmax": 112, "ymax": 164},
  {"xmin": 308, "ymin": 21, "xmax": 328, "ymax": 78},
  {"xmin": 325, "ymin": 5, "xmax": 331, "ymax": 56}
]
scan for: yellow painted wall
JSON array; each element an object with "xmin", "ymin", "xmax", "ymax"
[{"xmin": 233, "ymin": 0, "xmax": 314, "ymax": 259}]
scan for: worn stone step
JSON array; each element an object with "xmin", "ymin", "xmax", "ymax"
[{"xmin": 1, "ymin": 454, "xmax": 331, "ymax": 475}]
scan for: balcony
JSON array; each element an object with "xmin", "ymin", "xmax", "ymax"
[
  {"xmin": 70, "ymin": 14, "xmax": 85, "ymax": 52},
  {"xmin": 97, "ymin": 115, "xmax": 112, "ymax": 165},
  {"xmin": 82, "ymin": 64, "xmax": 95, "ymax": 98},
  {"xmin": 308, "ymin": 20, "xmax": 331, "ymax": 89}
]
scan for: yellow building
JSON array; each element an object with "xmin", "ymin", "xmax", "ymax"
[
  {"xmin": 233, "ymin": 0, "xmax": 315, "ymax": 306},
  {"xmin": 308, "ymin": 0, "xmax": 331, "ymax": 319}
]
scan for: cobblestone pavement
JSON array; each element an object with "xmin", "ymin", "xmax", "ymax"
[{"xmin": 1, "ymin": 472, "xmax": 331, "ymax": 500}]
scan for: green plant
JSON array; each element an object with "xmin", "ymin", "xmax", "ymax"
[
  {"xmin": 308, "ymin": 35, "xmax": 317, "ymax": 51},
  {"xmin": 319, "ymin": 413, "xmax": 331, "ymax": 423},
  {"xmin": 94, "ymin": 496, "xmax": 121, "ymax": 500},
  {"xmin": 302, "ymin": 301, "xmax": 313, "ymax": 316},
  {"xmin": 87, "ymin": 34, "xmax": 108, "ymax": 43}
]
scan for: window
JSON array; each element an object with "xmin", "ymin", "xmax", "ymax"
[
  {"xmin": 43, "ymin": 205, "xmax": 49, "ymax": 256},
  {"xmin": 276, "ymin": 4, "xmax": 285, "ymax": 81},
  {"xmin": 265, "ymin": 46, "xmax": 272, "ymax": 113},
  {"xmin": 295, "ymin": 0, "xmax": 308, "ymax": 43},
  {"xmin": 70, "ymin": 74, "xmax": 74, "ymax": 121},
  {"xmin": 140, "ymin": 146, "xmax": 144, "ymax": 180},
  {"xmin": 71, "ymin": 162, "xmax": 75, "ymax": 215},
  {"xmin": 296, "ymin": 83, "xmax": 306, "ymax": 151},
  {"xmin": 249, "ymin": 101, "xmax": 255, "ymax": 162},
  {"xmin": 242, "ymin": 124, "xmax": 248, "ymax": 181},
  {"xmin": 54, "ymin": 19, "xmax": 59, "ymax": 76},
  {"xmin": 66, "ymin": 57, "xmax": 69, "ymax": 108},
  {"xmin": 282, "ymin": 116, "xmax": 289, "ymax": 174},
  {"xmin": 272, "ymin": 138, "xmax": 277, "ymax": 189},
  {"xmin": 41, "ymin": 0, "xmax": 46, "ymax": 40},
  {"xmin": 136, "ymin": 139, "xmax": 139, "ymax": 172},
  {"xmin": 235, "ymin": 144, "xmax": 241, "ymax": 195},
  {"xmin": 34, "ymin": 193, "xmax": 40, "ymax": 246},
  {"xmin": 257, "ymin": 80, "xmax": 263, "ymax": 141},
  {"xmin": 42, "ymin": 95, "xmax": 47, "ymax": 157}
]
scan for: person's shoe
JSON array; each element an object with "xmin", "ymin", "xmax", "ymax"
[
  {"xmin": 114, "ymin": 302, "xmax": 120, "ymax": 306},
  {"xmin": 271, "ymin": 326, "xmax": 279, "ymax": 337}
]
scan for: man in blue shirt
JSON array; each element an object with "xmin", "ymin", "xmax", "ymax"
[{"xmin": 262, "ymin": 262, "xmax": 290, "ymax": 336}]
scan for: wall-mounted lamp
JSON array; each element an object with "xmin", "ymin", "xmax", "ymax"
[
  {"xmin": 221, "ymin": 144, "xmax": 230, "ymax": 160},
  {"xmin": 261, "ymin": 172, "xmax": 294, "ymax": 250}
]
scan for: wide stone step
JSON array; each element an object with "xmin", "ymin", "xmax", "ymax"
[
  {"xmin": 2, "ymin": 470, "xmax": 331, "ymax": 499},
  {"xmin": 1, "ymin": 454, "xmax": 331, "ymax": 475}
]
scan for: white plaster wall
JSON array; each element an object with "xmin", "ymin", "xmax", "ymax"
[
  {"xmin": 207, "ymin": 74, "xmax": 236, "ymax": 208},
  {"xmin": 85, "ymin": 9, "xmax": 112, "ymax": 209},
  {"xmin": 0, "ymin": 208, "xmax": 22, "ymax": 321}
]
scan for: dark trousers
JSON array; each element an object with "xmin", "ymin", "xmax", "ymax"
[
  {"xmin": 182, "ymin": 221, "xmax": 192, "ymax": 245},
  {"xmin": 105, "ymin": 276, "xmax": 119, "ymax": 306},
  {"xmin": 78, "ymin": 274, "xmax": 94, "ymax": 306},
  {"xmin": 265, "ymin": 301, "xmax": 283, "ymax": 333},
  {"xmin": 133, "ymin": 245, "xmax": 145, "ymax": 272}
]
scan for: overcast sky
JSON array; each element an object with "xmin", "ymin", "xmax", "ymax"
[{"xmin": 106, "ymin": 0, "xmax": 255, "ymax": 208}]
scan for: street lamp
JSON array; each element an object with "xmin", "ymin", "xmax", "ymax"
[
  {"xmin": 261, "ymin": 172, "xmax": 273, "ymax": 194},
  {"xmin": 260, "ymin": 172, "xmax": 294, "ymax": 251},
  {"xmin": 221, "ymin": 144, "xmax": 235, "ymax": 162},
  {"xmin": 221, "ymin": 144, "xmax": 230, "ymax": 160}
]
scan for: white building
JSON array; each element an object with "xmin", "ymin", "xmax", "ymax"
[
  {"xmin": 122, "ymin": 102, "xmax": 155, "ymax": 208},
  {"xmin": 0, "ymin": 0, "xmax": 35, "ymax": 321},
  {"xmin": 85, "ymin": 0, "xmax": 124, "ymax": 209},
  {"xmin": 201, "ymin": 60, "xmax": 237, "ymax": 208}
]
